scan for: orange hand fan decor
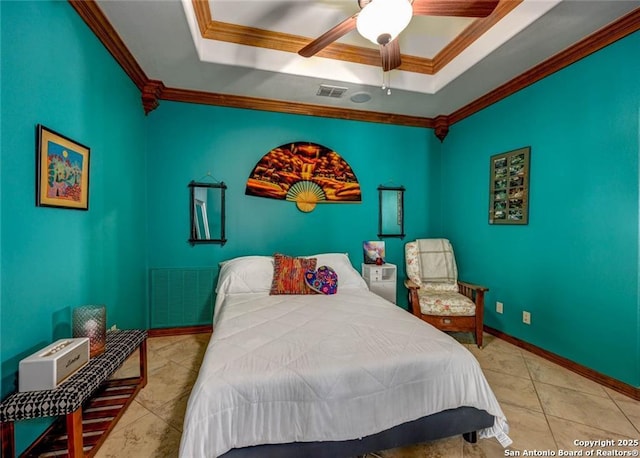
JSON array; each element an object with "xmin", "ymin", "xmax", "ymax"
[{"xmin": 245, "ymin": 142, "xmax": 362, "ymax": 212}]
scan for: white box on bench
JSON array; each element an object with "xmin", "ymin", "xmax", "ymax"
[{"xmin": 19, "ymin": 338, "xmax": 90, "ymax": 392}]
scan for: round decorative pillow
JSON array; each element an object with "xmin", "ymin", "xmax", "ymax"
[{"xmin": 304, "ymin": 266, "xmax": 338, "ymax": 295}]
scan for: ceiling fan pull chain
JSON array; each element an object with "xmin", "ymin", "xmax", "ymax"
[{"xmin": 384, "ymin": 71, "xmax": 391, "ymax": 95}]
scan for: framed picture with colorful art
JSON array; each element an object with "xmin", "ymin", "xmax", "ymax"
[{"xmin": 36, "ymin": 124, "xmax": 91, "ymax": 210}]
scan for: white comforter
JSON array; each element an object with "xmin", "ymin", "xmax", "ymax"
[{"xmin": 180, "ymin": 290, "xmax": 509, "ymax": 457}]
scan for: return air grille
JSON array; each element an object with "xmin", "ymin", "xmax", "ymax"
[
  {"xmin": 317, "ymin": 84, "xmax": 348, "ymax": 98},
  {"xmin": 150, "ymin": 268, "xmax": 216, "ymax": 328}
]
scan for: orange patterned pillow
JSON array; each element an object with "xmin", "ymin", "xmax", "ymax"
[{"xmin": 270, "ymin": 254, "xmax": 317, "ymax": 295}]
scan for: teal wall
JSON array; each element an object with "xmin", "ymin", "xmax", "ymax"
[
  {"xmin": 440, "ymin": 31, "xmax": 640, "ymax": 387},
  {"xmin": 1, "ymin": 1, "xmax": 148, "ymax": 451},
  {"xmin": 146, "ymin": 101, "xmax": 441, "ymax": 308}
]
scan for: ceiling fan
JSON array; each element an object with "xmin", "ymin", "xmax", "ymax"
[{"xmin": 298, "ymin": 0, "xmax": 500, "ymax": 72}]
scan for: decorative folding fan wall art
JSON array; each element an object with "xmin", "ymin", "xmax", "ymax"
[{"xmin": 245, "ymin": 142, "xmax": 362, "ymax": 212}]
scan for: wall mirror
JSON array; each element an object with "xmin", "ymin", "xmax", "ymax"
[
  {"xmin": 378, "ymin": 185, "xmax": 405, "ymax": 239},
  {"xmin": 189, "ymin": 180, "xmax": 226, "ymax": 246}
]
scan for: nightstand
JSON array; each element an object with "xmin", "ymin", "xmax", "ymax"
[{"xmin": 361, "ymin": 263, "xmax": 397, "ymax": 304}]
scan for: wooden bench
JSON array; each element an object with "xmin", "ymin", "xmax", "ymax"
[{"xmin": 0, "ymin": 329, "xmax": 147, "ymax": 457}]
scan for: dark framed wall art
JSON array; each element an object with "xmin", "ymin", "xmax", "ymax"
[{"xmin": 489, "ymin": 146, "xmax": 530, "ymax": 225}]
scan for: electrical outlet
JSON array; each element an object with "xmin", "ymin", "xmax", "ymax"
[
  {"xmin": 496, "ymin": 301, "xmax": 503, "ymax": 314},
  {"xmin": 523, "ymin": 311, "xmax": 531, "ymax": 325}
]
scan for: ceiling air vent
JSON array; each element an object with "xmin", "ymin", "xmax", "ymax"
[{"xmin": 316, "ymin": 84, "xmax": 348, "ymax": 98}]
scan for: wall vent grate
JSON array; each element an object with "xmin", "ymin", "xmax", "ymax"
[
  {"xmin": 150, "ymin": 268, "xmax": 216, "ymax": 328},
  {"xmin": 317, "ymin": 84, "xmax": 348, "ymax": 98}
]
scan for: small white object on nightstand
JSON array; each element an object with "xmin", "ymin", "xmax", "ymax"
[{"xmin": 361, "ymin": 263, "xmax": 397, "ymax": 304}]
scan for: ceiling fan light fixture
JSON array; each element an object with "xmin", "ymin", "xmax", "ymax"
[{"xmin": 356, "ymin": 0, "xmax": 412, "ymax": 46}]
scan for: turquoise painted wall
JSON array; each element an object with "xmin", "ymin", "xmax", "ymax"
[
  {"xmin": 440, "ymin": 32, "xmax": 640, "ymax": 387},
  {"xmin": 146, "ymin": 101, "xmax": 441, "ymax": 310},
  {"xmin": 1, "ymin": 1, "xmax": 148, "ymax": 452}
]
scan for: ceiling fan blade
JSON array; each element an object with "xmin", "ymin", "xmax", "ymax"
[
  {"xmin": 298, "ymin": 15, "xmax": 358, "ymax": 57},
  {"xmin": 412, "ymin": 0, "xmax": 499, "ymax": 18},
  {"xmin": 380, "ymin": 38, "xmax": 401, "ymax": 72}
]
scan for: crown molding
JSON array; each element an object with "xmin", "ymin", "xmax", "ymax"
[
  {"xmin": 159, "ymin": 87, "xmax": 433, "ymax": 128},
  {"xmin": 69, "ymin": 1, "xmax": 640, "ymax": 133},
  {"xmin": 448, "ymin": 7, "xmax": 640, "ymax": 126}
]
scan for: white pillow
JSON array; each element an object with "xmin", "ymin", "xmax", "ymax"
[
  {"xmin": 216, "ymin": 256, "xmax": 274, "ymax": 294},
  {"xmin": 307, "ymin": 252, "xmax": 368, "ymax": 290}
]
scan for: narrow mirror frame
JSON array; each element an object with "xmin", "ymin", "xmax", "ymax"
[
  {"xmin": 188, "ymin": 180, "xmax": 227, "ymax": 246},
  {"xmin": 377, "ymin": 185, "xmax": 405, "ymax": 239}
]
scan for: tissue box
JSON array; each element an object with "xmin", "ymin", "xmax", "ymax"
[{"xmin": 19, "ymin": 338, "xmax": 90, "ymax": 392}]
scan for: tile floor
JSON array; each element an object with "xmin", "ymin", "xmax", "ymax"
[{"xmin": 95, "ymin": 332, "xmax": 640, "ymax": 458}]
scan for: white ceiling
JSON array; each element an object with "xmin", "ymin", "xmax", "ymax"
[{"xmin": 96, "ymin": 0, "xmax": 640, "ymax": 119}]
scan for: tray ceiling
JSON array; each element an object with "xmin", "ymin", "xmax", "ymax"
[{"xmin": 96, "ymin": 0, "xmax": 640, "ymax": 120}]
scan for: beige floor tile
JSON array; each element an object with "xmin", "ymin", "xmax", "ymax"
[
  {"xmin": 94, "ymin": 411, "xmax": 181, "ymax": 458},
  {"xmin": 154, "ymin": 333, "xmax": 209, "ymax": 372},
  {"xmin": 110, "ymin": 399, "xmax": 154, "ymax": 433},
  {"xmin": 501, "ymin": 403, "xmax": 556, "ymax": 451},
  {"xmin": 483, "ymin": 368, "xmax": 543, "ymax": 412},
  {"xmin": 468, "ymin": 344, "xmax": 529, "ymax": 379},
  {"xmin": 151, "ymin": 390, "xmax": 191, "ymax": 432},
  {"xmin": 524, "ymin": 354, "xmax": 608, "ymax": 397},
  {"xmin": 147, "ymin": 334, "xmax": 192, "ymax": 353},
  {"xmin": 146, "ymin": 348, "xmax": 173, "ymax": 372},
  {"xmin": 479, "ymin": 334, "xmax": 523, "ymax": 355},
  {"xmin": 110, "ymin": 351, "xmax": 141, "ymax": 379},
  {"xmin": 535, "ymin": 381, "xmax": 638, "ymax": 437},
  {"xmin": 110, "ymin": 348, "xmax": 170, "ymax": 379},
  {"xmin": 548, "ymin": 414, "xmax": 638, "ymax": 451},
  {"xmin": 136, "ymin": 360, "xmax": 198, "ymax": 411},
  {"xmin": 604, "ymin": 388, "xmax": 640, "ymax": 431},
  {"xmin": 605, "ymin": 386, "xmax": 640, "ymax": 403},
  {"xmin": 611, "ymin": 397, "xmax": 640, "ymax": 433}
]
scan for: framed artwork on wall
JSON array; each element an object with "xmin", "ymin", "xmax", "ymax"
[
  {"xmin": 489, "ymin": 146, "xmax": 530, "ymax": 225},
  {"xmin": 363, "ymin": 241, "xmax": 386, "ymax": 264},
  {"xmin": 36, "ymin": 124, "xmax": 91, "ymax": 210},
  {"xmin": 244, "ymin": 141, "xmax": 361, "ymax": 213}
]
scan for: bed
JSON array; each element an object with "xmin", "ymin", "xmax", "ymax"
[{"xmin": 179, "ymin": 253, "xmax": 511, "ymax": 457}]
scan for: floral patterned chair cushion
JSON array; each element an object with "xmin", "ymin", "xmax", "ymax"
[
  {"xmin": 405, "ymin": 241, "xmax": 422, "ymax": 286},
  {"xmin": 416, "ymin": 289, "xmax": 476, "ymax": 316}
]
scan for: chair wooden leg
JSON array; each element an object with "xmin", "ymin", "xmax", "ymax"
[{"xmin": 474, "ymin": 313, "xmax": 484, "ymax": 348}]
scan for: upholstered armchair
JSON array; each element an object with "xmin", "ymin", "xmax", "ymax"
[{"xmin": 404, "ymin": 239, "xmax": 487, "ymax": 348}]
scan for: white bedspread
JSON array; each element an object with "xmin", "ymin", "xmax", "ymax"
[{"xmin": 180, "ymin": 290, "xmax": 510, "ymax": 457}]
